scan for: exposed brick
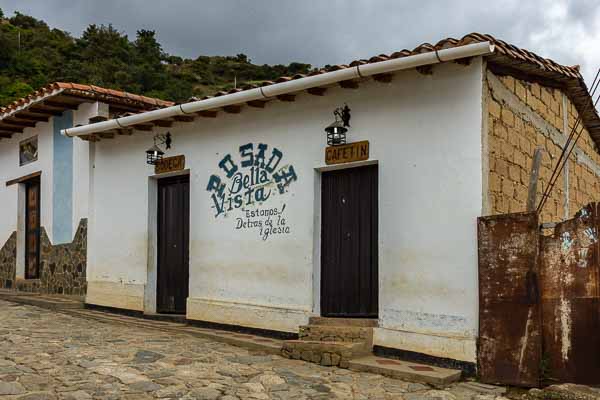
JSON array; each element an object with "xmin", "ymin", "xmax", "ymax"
[
  {"xmin": 490, "ymin": 172, "xmax": 502, "ymax": 192},
  {"xmin": 486, "ymin": 70, "xmax": 600, "ymax": 223},
  {"xmin": 502, "ymin": 108, "xmax": 515, "ymax": 127},
  {"xmin": 489, "ymin": 99, "xmax": 502, "ymax": 119}
]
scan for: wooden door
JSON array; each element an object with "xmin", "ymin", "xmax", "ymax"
[
  {"xmin": 157, "ymin": 175, "xmax": 190, "ymax": 314},
  {"xmin": 25, "ymin": 177, "xmax": 41, "ymax": 280},
  {"xmin": 321, "ymin": 165, "xmax": 378, "ymax": 317}
]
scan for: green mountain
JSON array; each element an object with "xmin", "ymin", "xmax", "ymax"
[{"xmin": 0, "ymin": 9, "xmax": 312, "ymax": 106}]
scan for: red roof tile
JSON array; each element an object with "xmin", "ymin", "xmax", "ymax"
[
  {"xmin": 0, "ymin": 82, "xmax": 174, "ymax": 119},
  {"xmin": 203, "ymin": 33, "xmax": 597, "ymax": 142}
]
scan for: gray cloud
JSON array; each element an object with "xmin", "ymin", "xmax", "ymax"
[{"xmin": 0, "ymin": 0, "xmax": 598, "ymax": 85}]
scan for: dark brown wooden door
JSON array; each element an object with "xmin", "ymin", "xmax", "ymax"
[
  {"xmin": 157, "ymin": 175, "xmax": 190, "ymax": 314},
  {"xmin": 321, "ymin": 165, "xmax": 378, "ymax": 317},
  {"xmin": 25, "ymin": 177, "xmax": 41, "ymax": 280}
]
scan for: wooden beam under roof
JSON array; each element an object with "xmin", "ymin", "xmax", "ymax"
[
  {"xmin": 28, "ymin": 106, "xmax": 63, "ymax": 116},
  {"xmin": 307, "ymin": 87, "xmax": 327, "ymax": 96},
  {"xmin": 247, "ymin": 100, "xmax": 268, "ymax": 108},
  {"xmin": 197, "ymin": 110, "xmax": 218, "ymax": 118},
  {"xmin": 223, "ymin": 105, "xmax": 242, "ymax": 114},
  {"xmin": 62, "ymin": 93, "xmax": 158, "ymax": 111},
  {"xmin": 3, "ymin": 118, "xmax": 36, "ymax": 128},
  {"xmin": 80, "ymin": 134, "xmax": 100, "ymax": 142},
  {"xmin": 43, "ymin": 100, "xmax": 80, "ymax": 110},
  {"xmin": 117, "ymin": 128, "xmax": 133, "ymax": 136},
  {"xmin": 154, "ymin": 120, "xmax": 173, "ymax": 127},
  {"xmin": 373, "ymin": 73, "xmax": 393, "ymax": 83},
  {"xmin": 108, "ymin": 103, "xmax": 149, "ymax": 113},
  {"xmin": 339, "ymin": 79, "xmax": 360, "ymax": 89},
  {"xmin": 277, "ymin": 94, "xmax": 296, "ymax": 102},
  {"xmin": 133, "ymin": 123, "xmax": 154, "ymax": 131},
  {"xmin": 0, "ymin": 132, "xmax": 13, "ymax": 138},
  {"xmin": 0, "ymin": 125, "xmax": 24, "ymax": 133},
  {"xmin": 98, "ymin": 132, "xmax": 115, "ymax": 139},
  {"xmin": 10, "ymin": 113, "xmax": 49, "ymax": 122},
  {"xmin": 416, "ymin": 65, "xmax": 433, "ymax": 75},
  {"xmin": 173, "ymin": 115, "xmax": 195, "ymax": 122}
]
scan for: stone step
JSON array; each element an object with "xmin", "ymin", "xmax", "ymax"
[
  {"xmin": 281, "ymin": 340, "xmax": 369, "ymax": 367},
  {"xmin": 308, "ymin": 316, "xmax": 378, "ymax": 327},
  {"xmin": 298, "ymin": 325, "xmax": 373, "ymax": 347},
  {"xmin": 347, "ymin": 355, "xmax": 461, "ymax": 387}
]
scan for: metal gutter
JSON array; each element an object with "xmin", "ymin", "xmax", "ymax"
[{"xmin": 62, "ymin": 41, "xmax": 495, "ymax": 137}]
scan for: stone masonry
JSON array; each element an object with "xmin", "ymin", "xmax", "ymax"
[
  {"xmin": 0, "ymin": 219, "xmax": 87, "ymax": 296},
  {"xmin": 282, "ymin": 318, "xmax": 374, "ymax": 368},
  {"xmin": 486, "ymin": 69, "xmax": 600, "ymax": 224},
  {"xmin": 0, "ymin": 232, "xmax": 16, "ymax": 289}
]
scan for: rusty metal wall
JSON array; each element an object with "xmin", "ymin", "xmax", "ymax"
[
  {"xmin": 540, "ymin": 203, "xmax": 600, "ymax": 384},
  {"xmin": 478, "ymin": 212, "xmax": 542, "ymax": 387}
]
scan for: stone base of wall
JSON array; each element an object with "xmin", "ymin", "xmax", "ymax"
[
  {"xmin": 373, "ymin": 327, "xmax": 476, "ymax": 363},
  {"xmin": 0, "ymin": 232, "xmax": 16, "ymax": 289},
  {"xmin": 86, "ymin": 281, "xmax": 145, "ymax": 311},
  {"xmin": 0, "ymin": 219, "xmax": 87, "ymax": 295},
  {"xmin": 187, "ymin": 297, "xmax": 310, "ymax": 333}
]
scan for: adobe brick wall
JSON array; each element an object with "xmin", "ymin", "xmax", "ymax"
[{"xmin": 485, "ymin": 69, "xmax": 600, "ymax": 223}]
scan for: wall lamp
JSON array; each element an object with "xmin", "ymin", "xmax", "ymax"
[
  {"xmin": 325, "ymin": 104, "xmax": 351, "ymax": 146},
  {"xmin": 146, "ymin": 132, "xmax": 172, "ymax": 165}
]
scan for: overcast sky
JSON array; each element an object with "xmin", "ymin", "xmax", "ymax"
[{"xmin": 1, "ymin": 0, "xmax": 598, "ymax": 86}]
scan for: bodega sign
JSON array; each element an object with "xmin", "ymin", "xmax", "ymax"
[{"xmin": 206, "ymin": 143, "xmax": 297, "ymax": 218}]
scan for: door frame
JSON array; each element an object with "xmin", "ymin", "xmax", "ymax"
[
  {"xmin": 24, "ymin": 176, "xmax": 41, "ymax": 280},
  {"xmin": 145, "ymin": 169, "xmax": 190, "ymax": 315},
  {"xmin": 312, "ymin": 160, "xmax": 379, "ymax": 318}
]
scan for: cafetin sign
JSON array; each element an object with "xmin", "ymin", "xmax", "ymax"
[
  {"xmin": 325, "ymin": 140, "xmax": 369, "ymax": 165},
  {"xmin": 206, "ymin": 143, "xmax": 298, "ymax": 241},
  {"xmin": 155, "ymin": 155, "xmax": 185, "ymax": 174}
]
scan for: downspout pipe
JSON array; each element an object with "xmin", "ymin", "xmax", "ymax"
[{"xmin": 62, "ymin": 41, "xmax": 494, "ymax": 137}]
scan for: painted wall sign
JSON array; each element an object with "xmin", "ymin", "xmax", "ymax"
[
  {"xmin": 325, "ymin": 140, "xmax": 369, "ymax": 165},
  {"xmin": 206, "ymin": 143, "xmax": 297, "ymax": 240},
  {"xmin": 155, "ymin": 155, "xmax": 185, "ymax": 174}
]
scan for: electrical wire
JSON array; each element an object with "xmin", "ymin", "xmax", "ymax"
[{"xmin": 536, "ymin": 68, "xmax": 600, "ymax": 213}]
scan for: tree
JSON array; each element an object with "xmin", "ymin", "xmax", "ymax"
[{"xmin": 0, "ymin": 10, "xmax": 316, "ymax": 106}]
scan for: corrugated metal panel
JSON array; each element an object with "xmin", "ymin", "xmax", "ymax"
[
  {"xmin": 540, "ymin": 204, "xmax": 600, "ymax": 384},
  {"xmin": 478, "ymin": 212, "xmax": 541, "ymax": 387}
]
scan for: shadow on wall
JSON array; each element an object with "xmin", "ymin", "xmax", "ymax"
[{"xmin": 0, "ymin": 219, "xmax": 87, "ymax": 296}]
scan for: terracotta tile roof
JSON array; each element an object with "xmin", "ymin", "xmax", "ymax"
[
  {"xmin": 0, "ymin": 82, "xmax": 174, "ymax": 120},
  {"xmin": 192, "ymin": 33, "xmax": 598, "ymax": 143}
]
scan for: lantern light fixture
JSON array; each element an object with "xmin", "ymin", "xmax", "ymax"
[
  {"xmin": 325, "ymin": 104, "xmax": 351, "ymax": 146},
  {"xmin": 146, "ymin": 132, "xmax": 172, "ymax": 165}
]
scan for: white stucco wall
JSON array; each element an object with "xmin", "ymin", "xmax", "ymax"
[
  {"xmin": 72, "ymin": 108, "xmax": 92, "ymax": 234},
  {"xmin": 87, "ymin": 58, "xmax": 484, "ymax": 361},
  {"xmin": 0, "ymin": 121, "xmax": 54, "ymax": 245},
  {"xmin": 0, "ymin": 103, "xmax": 96, "ymax": 276}
]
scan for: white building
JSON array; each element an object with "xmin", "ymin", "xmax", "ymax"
[
  {"xmin": 60, "ymin": 33, "xmax": 600, "ymax": 372},
  {"xmin": 0, "ymin": 83, "xmax": 172, "ymax": 294}
]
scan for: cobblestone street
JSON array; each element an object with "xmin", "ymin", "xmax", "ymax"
[{"xmin": 0, "ymin": 300, "xmax": 512, "ymax": 400}]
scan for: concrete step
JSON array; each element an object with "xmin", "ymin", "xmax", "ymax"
[
  {"xmin": 348, "ymin": 355, "xmax": 461, "ymax": 387},
  {"xmin": 281, "ymin": 340, "xmax": 369, "ymax": 367},
  {"xmin": 299, "ymin": 324, "xmax": 373, "ymax": 347},
  {"xmin": 308, "ymin": 316, "xmax": 378, "ymax": 327}
]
